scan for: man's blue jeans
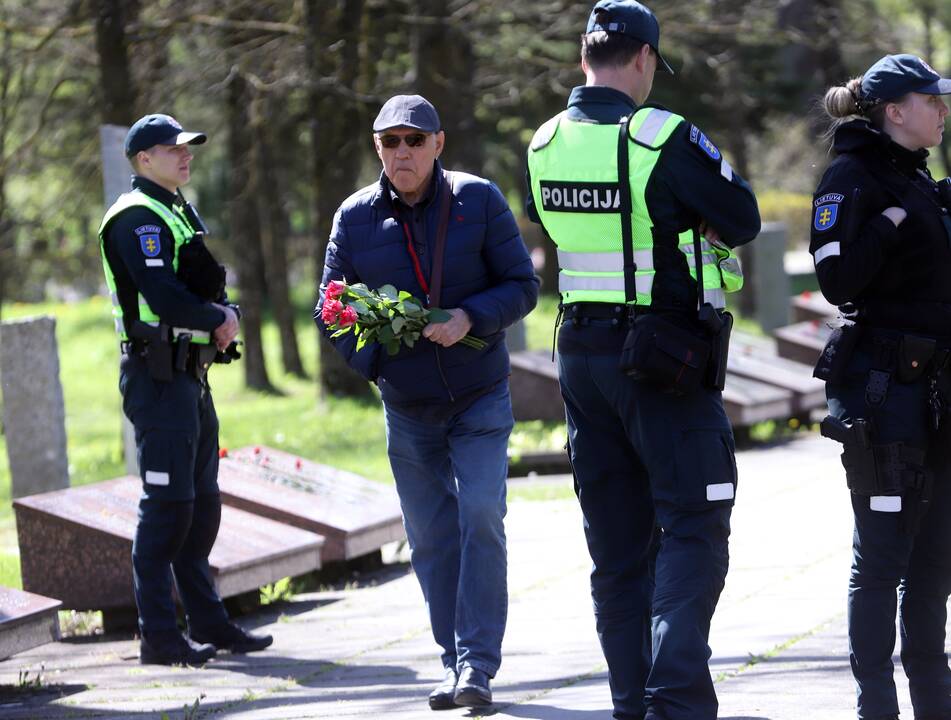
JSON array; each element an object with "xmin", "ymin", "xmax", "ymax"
[{"xmin": 384, "ymin": 381, "xmax": 513, "ymax": 676}]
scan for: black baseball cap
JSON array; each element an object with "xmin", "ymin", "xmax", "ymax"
[
  {"xmin": 124, "ymin": 114, "xmax": 207, "ymax": 157},
  {"xmin": 372, "ymin": 95, "xmax": 441, "ymax": 133},
  {"xmin": 861, "ymin": 54, "xmax": 951, "ymax": 104},
  {"xmin": 586, "ymin": 0, "xmax": 674, "ymax": 74}
]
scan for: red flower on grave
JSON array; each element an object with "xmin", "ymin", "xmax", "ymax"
[
  {"xmin": 321, "ymin": 298, "xmax": 343, "ymax": 324},
  {"xmin": 219, "ymin": 447, "xmax": 228, "ymax": 458}
]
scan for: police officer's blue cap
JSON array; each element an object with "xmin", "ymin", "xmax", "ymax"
[
  {"xmin": 124, "ymin": 114, "xmax": 207, "ymax": 157},
  {"xmin": 586, "ymin": 0, "xmax": 674, "ymax": 74},
  {"xmin": 372, "ymin": 95, "xmax": 441, "ymax": 133},
  {"xmin": 861, "ymin": 54, "xmax": 951, "ymax": 103}
]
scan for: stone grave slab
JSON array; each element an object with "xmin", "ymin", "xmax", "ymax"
[
  {"xmin": 791, "ymin": 292, "xmax": 837, "ymax": 323},
  {"xmin": 774, "ymin": 319, "xmax": 833, "ymax": 366},
  {"xmin": 722, "ymin": 374, "xmax": 794, "ymax": 427},
  {"xmin": 0, "ymin": 586, "xmax": 62, "ymax": 660},
  {"xmin": 13, "ymin": 477, "xmax": 324, "ymax": 610},
  {"xmin": 509, "ymin": 350, "xmax": 565, "ymax": 422},
  {"xmin": 728, "ymin": 351, "xmax": 826, "ymax": 416},
  {"xmin": 222, "ymin": 448, "xmax": 404, "ymax": 562}
]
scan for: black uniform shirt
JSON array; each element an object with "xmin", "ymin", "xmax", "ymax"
[
  {"xmin": 525, "ymin": 86, "xmax": 761, "ymax": 350},
  {"xmin": 103, "ymin": 176, "xmax": 225, "ymax": 333},
  {"xmin": 811, "ymin": 120, "xmax": 951, "ymax": 334}
]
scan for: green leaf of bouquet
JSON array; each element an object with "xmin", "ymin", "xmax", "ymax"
[
  {"xmin": 378, "ymin": 284, "xmax": 399, "ymax": 301},
  {"xmin": 378, "ymin": 325, "xmax": 395, "ymax": 343},
  {"xmin": 392, "ymin": 316, "xmax": 406, "ymax": 333},
  {"xmin": 404, "ymin": 334, "xmax": 416, "ymax": 348},
  {"xmin": 330, "ymin": 328, "xmax": 351, "ymax": 339},
  {"xmin": 350, "ymin": 300, "xmax": 369, "ymax": 314},
  {"xmin": 386, "ymin": 339, "xmax": 400, "ymax": 355},
  {"xmin": 427, "ymin": 308, "xmax": 451, "ymax": 323},
  {"xmin": 398, "ymin": 290, "xmax": 413, "ymax": 300}
]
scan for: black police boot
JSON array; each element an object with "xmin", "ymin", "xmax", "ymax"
[
  {"xmin": 454, "ymin": 666, "xmax": 492, "ymax": 707},
  {"xmin": 189, "ymin": 622, "xmax": 273, "ymax": 654},
  {"xmin": 140, "ymin": 630, "xmax": 216, "ymax": 666},
  {"xmin": 428, "ymin": 666, "xmax": 458, "ymax": 710}
]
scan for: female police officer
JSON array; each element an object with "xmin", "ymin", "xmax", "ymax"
[{"xmin": 811, "ymin": 55, "xmax": 951, "ymax": 720}]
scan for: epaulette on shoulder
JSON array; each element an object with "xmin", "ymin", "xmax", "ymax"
[{"xmin": 530, "ymin": 113, "xmax": 564, "ymax": 152}]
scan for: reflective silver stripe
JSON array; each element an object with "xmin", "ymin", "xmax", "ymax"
[
  {"xmin": 633, "ymin": 109, "xmax": 673, "ymax": 145},
  {"xmin": 172, "ymin": 328, "xmax": 211, "ymax": 342},
  {"xmin": 704, "ymin": 288, "xmax": 726, "ymax": 308},
  {"xmin": 559, "ymin": 272, "xmax": 654, "ymax": 296},
  {"xmin": 110, "ymin": 292, "xmax": 120, "ymax": 306},
  {"xmin": 114, "ymin": 317, "xmax": 124, "ymax": 333},
  {"xmin": 682, "ymin": 252, "xmax": 718, "ymax": 270},
  {"xmin": 719, "ymin": 257, "xmax": 742, "ymax": 275},
  {"xmin": 557, "ymin": 249, "xmax": 654, "ymax": 272},
  {"xmin": 720, "ymin": 158, "xmax": 733, "ymax": 182},
  {"xmin": 813, "ymin": 242, "xmax": 841, "ymax": 264}
]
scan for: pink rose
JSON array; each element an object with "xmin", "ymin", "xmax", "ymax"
[
  {"xmin": 338, "ymin": 305, "xmax": 358, "ymax": 328},
  {"xmin": 326, "ymin": 280, "xmax": 347, "ymax": 301},
  {"xmin": 321, "ymin": 298, "xmax": 343, "ymax": 324}
]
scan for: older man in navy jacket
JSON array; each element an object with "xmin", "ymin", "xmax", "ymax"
[{"xmin": 315, "ymin": 95, "xmax": 539, "ymax": 711}]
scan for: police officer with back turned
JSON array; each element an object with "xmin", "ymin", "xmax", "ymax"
[
  {"xmin": 526, "ymin": 2, "xmax": 760, "ymax": 718},
  {"xmin": 99, "ymin": 113, "xmax": 272, "ymax": 665},
  {"xmin": 812, "ymin": 55, "xmax": 951, "ymax": 720}
]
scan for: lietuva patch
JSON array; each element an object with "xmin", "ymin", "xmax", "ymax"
[
  {"xmin": 813, "ymin": 193, "xmax": 844, "ymax": 232},
  {"xmin": 539, "ymin": 181, "xmax": 621, "ymax": 213},
  {"xmin": 135, "ymin": 224, "xmax": 162, "ymax": 257},
  {"xmin": 689, "ymin": 125, "xmax": 721, "ymax": 161}
]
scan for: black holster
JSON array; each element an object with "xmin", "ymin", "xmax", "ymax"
[
  {"xmin": 619, "ymin": 313, "xmax": 711, "ymax": 394},
  {"xmin": 814, "ymin": 322, "xmax": 861, "ymax": 384},
  {"xmin": 703, "ymin": 306, "xmax": 732, "ymax": 392}
]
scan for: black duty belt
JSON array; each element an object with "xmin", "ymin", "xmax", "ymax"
[{"xmin": 561, "ymin": 302, "xmax": 655, "ymax": 321}]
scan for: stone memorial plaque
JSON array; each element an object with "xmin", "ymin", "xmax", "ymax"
[
  {"xmin": 509, "ymin": 350, "xmax": 565, "ymax": 422},
  {"xmin": 223, "ymin": 448, "xmax": 404, "ymax": 562},
  {"xmin": 774, "ymin": 320, "xmax": 832, "ymax": 366},
  {"xmin": 727, "ymin": 352, "xmax": 826, "ymax": 416},
  {"xmin": 0, "ymin": 315, "xmax": 69, "ymax": 498},
  {"xmin": 791, "ymin": 292, "xmax": 837, "ymax": 324},
  {"xmin": 0, "ymin": 586, "xmax": 62, "ymax": 660},
  {"xmin": 13, "ymin": 477, "xmax": 324, "ymax": 610}
]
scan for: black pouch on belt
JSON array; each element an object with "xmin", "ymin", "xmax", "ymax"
[
  {"xmin": 813, "ymin": 321, "xmax": 861, "ymax": 383},
  {"xmin": 619, "ymin": 314, "xmax": 711, "ymax": 393},
  {"xmin": 896, "ymin": 334, "xmax": 936, "ymax": 383}
]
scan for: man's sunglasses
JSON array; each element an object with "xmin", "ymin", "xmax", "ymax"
[{"xmin": 378, "ymin": 133, "xmax": 429, "ymax": 149}]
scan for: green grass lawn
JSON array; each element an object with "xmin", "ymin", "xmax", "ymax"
[{"xmin": 0, "ymin": 294, "xmax": 566, "ymax": 588}]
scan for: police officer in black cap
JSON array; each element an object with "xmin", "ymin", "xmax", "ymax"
[
  {"xmin": 525, "ymin": 2, "xmax": 760, "ymax": 719},
  {"xmin": 99, "ymin": 113, "xmax": 272, "ymax": 665},
  {"xmin": 812, "ymin": 55, "xmax": 951, "ymax": 720}
]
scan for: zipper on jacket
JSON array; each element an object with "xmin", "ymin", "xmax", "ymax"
[{"xmin": 434, "ymin": 346, "xmax": 456, "ymax": 402}]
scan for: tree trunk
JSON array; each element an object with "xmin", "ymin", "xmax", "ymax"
[
  {"xmin": 93, "ymin": 0, "xmax": 137, "ymax": 126},
  {"xmin": 227, "ymin": 71, "xmax": 274, "ymax": 393},
  {"xmin": 305, "ymin": 0, "xmax": 373, "ymax": 399},
  {"xmin": 413, "ymin": 0, "xmax": 482, "ymax": 173},
  {"xmin": 252, "ymin": 94, "xmax": 306, "ymax": 378}
]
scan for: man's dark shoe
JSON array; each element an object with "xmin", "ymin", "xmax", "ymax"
[
  {"xmin": 454, "ymin": 666, "xmax": 492, "ymax": 707},
  {"xmin": 189, "ymin": 622, "xmax": 273, "ymax": 654},
  {"xmin": 428, "ymin": 666, "xmax": 458, "ymax": 710},
  {"xmin": 140, "ymin": 630, "xmax": 216, "ymax": 666}
]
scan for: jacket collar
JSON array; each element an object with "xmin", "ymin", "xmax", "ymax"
[
  {"xmin": 131, "ymin": 175, "xmax": 179, "ymax": 208},
  {"xmin": 371, "ymin": 160, "xmax": 444, "ymax": 212},
  {"xmin": 833, "ymin": 119, "xmax": 929, "ymax": 175}
]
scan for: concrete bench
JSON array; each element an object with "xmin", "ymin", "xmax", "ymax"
[
  {"xmin": 219, "ymin": 448, "xmax": 405, "ymax": 563},
  {"xmin": 13, "ymin": 477, "xmax": 324, "ymax": 612},
  {"xmin": 728, "ymin": 351, "xmax": 826, "ymax": 417},
  {"xmin": 791, "ymin": 292, "xmax": 837, "ymax": 323},
  {"xmin": 0, "ymin": 586, "xmax": 62, "ymax": 660}
]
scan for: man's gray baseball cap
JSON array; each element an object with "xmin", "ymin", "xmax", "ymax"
[{"xmin": 372, "ymin": 95, "xmax": 441, "ymax": 133}]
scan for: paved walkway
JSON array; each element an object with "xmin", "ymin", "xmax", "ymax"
[{"xmin": 0, "ymin": 434, "xmax": 942, "ymax": 719}]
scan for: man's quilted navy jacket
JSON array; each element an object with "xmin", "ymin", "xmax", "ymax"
[{"xmin": 315, "ymin": 163, "xmax": 539, "ymax": 411}]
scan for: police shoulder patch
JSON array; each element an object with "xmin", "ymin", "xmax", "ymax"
[
  {"xmin": 813, "ymin": 193, "xmax": 844, "ymax": 233},
  {"xmin": 136, "ymin": 225, "xmax": 162, "ymax": 258},
  {"xmin": 689, "ymin": 125, "xmax": 721, "ymax": 162}
]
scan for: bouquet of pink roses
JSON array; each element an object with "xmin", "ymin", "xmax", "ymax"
[{"xmin": 321, "ymin": 280, "xmax": 486, "ymax": 356}]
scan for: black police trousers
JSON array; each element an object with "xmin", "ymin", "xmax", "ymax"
[
  {"xmin": 119, "ymin": 353, "xmax": 229, "ymax": 638},
  {"xmin": 559, "ymin": 337, "xmax": 736, "ymax": 720},
  {"xmin": 827, "ymin": 344, "xmax": 951, "ymax": 720}
]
